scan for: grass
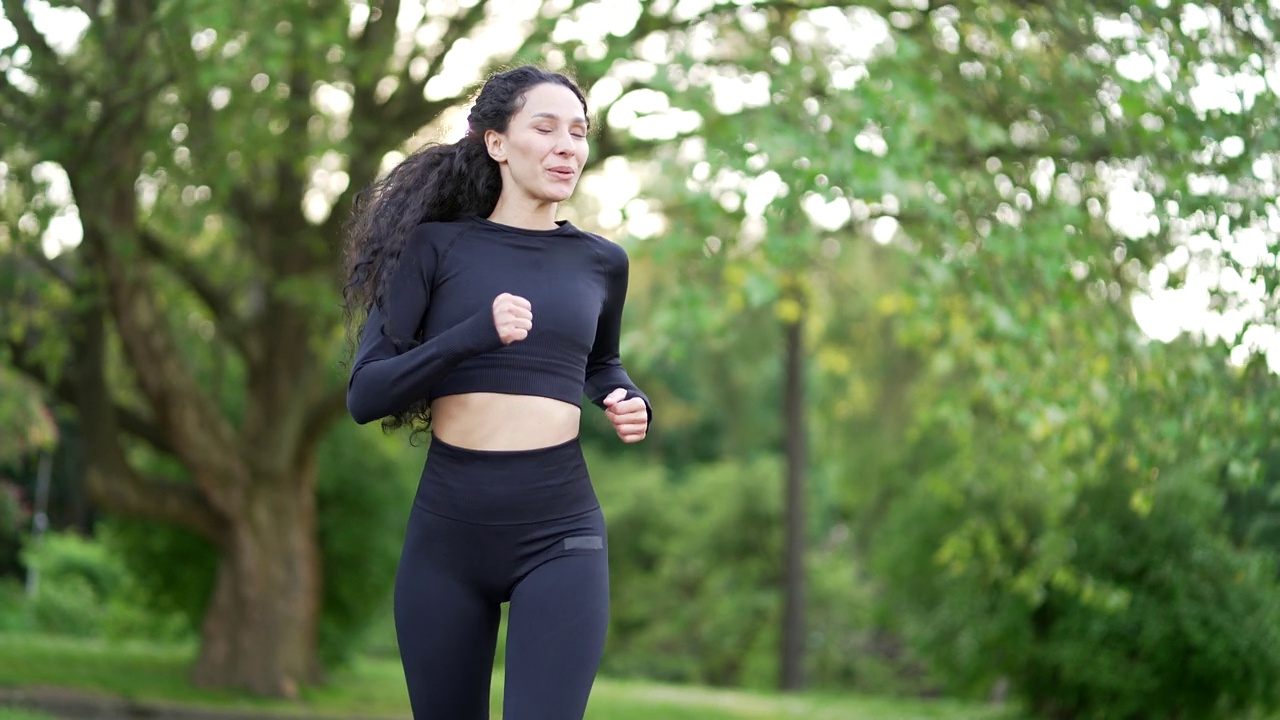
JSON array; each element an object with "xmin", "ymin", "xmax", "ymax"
[
  {"xmin": 0, "ymin": 711, "xmax": 58, "ymax": 720},
  {"xmin": 0, "ymin": 633, "xmax": 1015, "ymax": 720}
]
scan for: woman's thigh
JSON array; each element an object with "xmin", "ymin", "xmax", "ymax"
[
  {"xmin": 394, "ymin": 507, "xmax": 501, "ymax": 720},
  {"xmin": 501, "ymin": 510, "xmax": 610, "ymax": 720}
]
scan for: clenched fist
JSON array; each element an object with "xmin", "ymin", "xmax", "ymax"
[
  {"xmin": 602, "ymin": 388, "xmax": 648, "ymax": 443},
  {"xmin": 492, "ymin": 293, "xmax": 533, "ymax": 344}
]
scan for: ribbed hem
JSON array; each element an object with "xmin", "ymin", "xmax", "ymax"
[{"xmin": 431, "ymin": 350, "xmax": 587, "ymax": 408}]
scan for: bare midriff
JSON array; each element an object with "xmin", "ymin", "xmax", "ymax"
[{"xmin": 429, "ymin": 393, "xmax": 582, "ymax": 450}]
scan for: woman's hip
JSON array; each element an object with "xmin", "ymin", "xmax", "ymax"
[{"xmin": 412, "ymin": 433, "xmax": 598, "ymax": 525}]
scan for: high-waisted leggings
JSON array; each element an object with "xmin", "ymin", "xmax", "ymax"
[{"xmin": 393, "ymin": 435, "xmax": 609, "ymax": 720}]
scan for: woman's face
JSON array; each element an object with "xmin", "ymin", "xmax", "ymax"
[{"xmin": 486, "ymin": 83, "xmax": 590, "ymax": 204}]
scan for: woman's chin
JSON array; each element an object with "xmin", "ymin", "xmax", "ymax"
[{"xmin": 539, "ymin": 183, "xmax": 578, "ymax": 203}]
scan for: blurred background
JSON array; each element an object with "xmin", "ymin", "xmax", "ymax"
[{"xmin": 2, "ymin": 1, "xmax": 1280, "ymax": 719}]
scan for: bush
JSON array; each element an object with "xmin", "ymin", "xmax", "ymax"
[
  {"xmin": 94, "ymin": 520, "xmax": 212, "ymax": 643},
  {"xmin": 0, "ymin": 480, "xmax": 29, "ymax": 578},
  {"xmin": 589, "ymin": 449, "xmax": 875, "ymax": 691},
  {"xmin": 0, "ymin": 576, "xmax": 29, "ymax": 633},
  {"xmin": 21, "ymin": 530, "xmax": 125, "ymax": 636},
  {"xmin": 876, "ymin": 456, "xmax": 1280, "ymax": 719},
  {"xmin": 10, "ymin": 530, "xmax": 185, "ymax": 640}
]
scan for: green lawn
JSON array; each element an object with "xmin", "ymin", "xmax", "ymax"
[
  {"xmin": 0, "ymin": 710, "xmax": 58, "ymax": 720},
  {"xmin": 0, "ymin": 634, "xmax": 1014, "ymax": 720}
]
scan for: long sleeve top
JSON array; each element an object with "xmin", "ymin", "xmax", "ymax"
[{"xmin": 346, "ymin": 214, "xmax": 651, "ymax": 428}]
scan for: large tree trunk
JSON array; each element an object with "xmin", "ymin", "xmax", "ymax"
[
  {"xmin": 780, "ymin": 295, "xmax": 807, "ymax": 691},
  {"xmin": 193, "ymin": 463, "xmax": 323, "ymax": 696}
]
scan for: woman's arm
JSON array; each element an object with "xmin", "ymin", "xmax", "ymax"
[
  {"xmin": 346, "ymin": 240, "xmax": 503, "ymax": 425},
  {"xmin": 583, "ymin": 242, "xmax": 652, "ymax": 429}
]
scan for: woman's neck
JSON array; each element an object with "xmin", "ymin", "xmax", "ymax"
[{"xmin": 487, "ymin": 192, "xmax": 559, "ymax": 231}]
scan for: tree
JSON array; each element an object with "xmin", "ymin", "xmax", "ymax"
[
  {"xmin": 827, "ymin": 1, "xmax": 1280, "ymax": 714},
  {"xmin": 632, "ymin": 3, "xmax": 891, "ymax": 689},
  {"xmin": 634, "ymin": 0, "xmax": 1280, "ymax": 700}
]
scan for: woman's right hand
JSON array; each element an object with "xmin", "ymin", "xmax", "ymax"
[{"xmin": 492, "ymin": 293, "xmax": 533, "ymax": 344}]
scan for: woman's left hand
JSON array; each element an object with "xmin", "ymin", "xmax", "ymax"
[{"xmin": 602, "ymin": 388, "xmax": 648, "ymax": 444}]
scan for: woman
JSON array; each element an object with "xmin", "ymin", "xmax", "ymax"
[{"xmin": 341, "ymin": 65, "xmax": 651, "ymax": 720}]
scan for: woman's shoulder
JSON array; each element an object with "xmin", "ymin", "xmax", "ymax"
[
  {"xmin": 404, "ymin": 221, "xmax": 475, "ymax": 262},
  {"xmin": 573, "ymin": 226, "xmax": 629, "ymax": 266}
]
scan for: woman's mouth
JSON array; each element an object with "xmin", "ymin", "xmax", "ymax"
[{"xmin": 548, "ymin": 166, "xmax": 576, "ymax": 181}]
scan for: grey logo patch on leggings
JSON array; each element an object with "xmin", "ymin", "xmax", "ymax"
[{"xmin": 564, "ymin": 536, "xmax": 603, "ymax": 551}]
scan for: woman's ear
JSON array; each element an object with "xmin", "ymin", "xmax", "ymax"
[{"xmin": 484, "ymin": 129, "xmax": 506, "ymax": 163}]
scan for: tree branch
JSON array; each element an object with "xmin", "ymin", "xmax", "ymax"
[
  {"xmin": 136, "ymin": 229, "xmax": 250, "ymax": 356},
  {"xmin": 69, "ymin": 295, "xmax": 225, "ymax": 542},
  {"xmin": 74, "ymin": 161, "xmax": 248, "ymax": 516},
  {"xmin": 354, "ymin": 0, "xmax": 402, "ymax": 65},
  {"xmin": 502, "ymin": 0, "xmax": 599, "ymax": 64},
  {"xmin": 380, "ymin": 2, "xmax": 490, "ymax": 133},
  {"xmin": 21, "ymin": 249, "xmax": 79, "ymax": 288},
  {"xmin": 0, "ymin": 62, "xmax": 37, "ymax": 131},
  {"xmin": 77, "ymin": 70, "xmax": 175, "ymax": 162},
  {"xmin": 8, "ymin": 340, "xmax": 175, "ymax": 456},
  {"xmin": 295, "ymin": 385, "xmax": 348, "ymax": 468},
  {"xmin": 3, "ymin": 251, "xmax": 175, "ymax": 455},
  {"xmin": 337, "ymin": 2, "xmax": 493, "ymax": 236}
]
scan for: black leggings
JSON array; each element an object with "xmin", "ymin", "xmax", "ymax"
[{"xmin": 394, "ymin": 435, "xmax": 609, "ymax": 720}]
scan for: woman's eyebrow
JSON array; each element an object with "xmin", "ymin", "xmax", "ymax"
[{"xmin": 530, "ymin": 112, "xmax": 588, "ymax": 124}]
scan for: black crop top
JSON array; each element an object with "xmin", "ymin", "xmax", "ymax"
[{"xmin": 346, "ymin": 215, "xmax": 651, "ymax": 428}]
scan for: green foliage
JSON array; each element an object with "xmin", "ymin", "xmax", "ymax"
[
  {"xmin": 880, "ymin": 459, "xmax": 1280, "ymax": 719},
  {"xmin": 11, "ymin": 530, "xmax": 187, "ymax": 641},
  {"xmin": 95, "ymin": 520, "xmax": 215, "ymax": 642},
  {"xmin": 21, "ymin": 532, "xmax": 125, "ymax": 637},
  {"xmin": 624, "ymin": 0, "xmax": 1280, "ymax": 713},
  {"xmin": 874, "ymin": 334, "xmax": 1280, "ymax": 718},
  {"xmin": 588, "ymin": 450, "xmax": 878, "ymax": 692},
  {"xmin": 0, "ymin": 370, "xmax": 58, "ymax": 465},
  {"xmin": 0, "ymin": 480, "xmax": 29, "ymax": 577},
  {"xmin": 313, "ymin": 420, "xmax": 423, "ymax": 667}
]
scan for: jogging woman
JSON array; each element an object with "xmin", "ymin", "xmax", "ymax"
[{"xmin": 342, "ymin": 65, "xmax": 651, "ymax": 720}]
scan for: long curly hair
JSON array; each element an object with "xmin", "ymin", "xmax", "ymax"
[{"xmin": 341, "ymin": 65, "xmax": 590, "ymax": 433}]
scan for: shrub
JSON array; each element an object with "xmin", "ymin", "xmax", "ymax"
[
  {"xmin": 590, "ymin": 449, "xmax": 875, "ymax": 691},
  {"xmin": 876, "ymin": 457, "xmax": 1280, "ymax": 719},
  {"xmin": 0, "ymin": 480, "xmax": 29, "ymax": 578},
  {"xmin": 19, "ymin": 531, "xmax": 125, "ymax": 637}
]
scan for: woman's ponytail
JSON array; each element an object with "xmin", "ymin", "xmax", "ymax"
[{"xmin": 341, "ymin": 135, "xmax": 501, "ymax": 320}]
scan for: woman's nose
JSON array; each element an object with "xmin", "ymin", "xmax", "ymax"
[{"xmin": 554, "ymin": 131, "xmax": 576, "ymax": 156}]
